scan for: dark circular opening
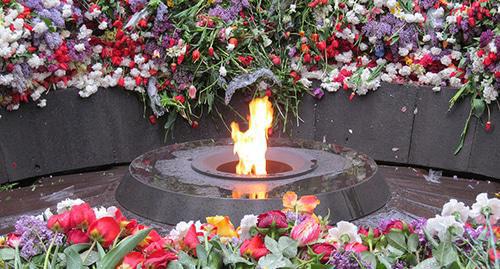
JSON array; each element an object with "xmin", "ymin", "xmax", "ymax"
[{"xmin": 216, "ymin": 160, "xmax": 293, "ymax": 175}]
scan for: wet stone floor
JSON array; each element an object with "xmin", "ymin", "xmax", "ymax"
[{"xmin": 0, "ymin": 165, "xmax": 498, "ymax": 235}]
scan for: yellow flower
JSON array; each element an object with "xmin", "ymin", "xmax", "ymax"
[
  {"xmin": 390, "ymin": 3, "xmax": 401, "ymax": 16},
  {"xmin": 405, "ymin": 57, "xmax": 413, "ymax": 65},
  {"xmin": 206, "ymin": 216, "xmax": 238, "ymax": 238},
  {"xmin": 167, "ymin": 0, "xmax": 174, "ymax": 7}
]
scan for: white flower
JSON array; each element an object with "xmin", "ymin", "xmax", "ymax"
[
  {"xmin": 98, "ymin": 21, "xmax": 108, "ymax": 30},
  {"xmin": 470, "ymin": 193, "xmax": 500, "ymax": 223},
  {"xmin": 441, "ymin": 199, "xmax": 470, "ymax": 222},
  {"xmin": 62, "ymin": 4, "xmax": 72, "ymax": 18},
  {"xmin": 425, "ymin": 215, "xmax": 464, "ymax": 241},
  {"xmin": 422, "ymin": 35, "xmax": 431, "ymax": 42},
  {"xmin": 33, "ymin": 22, "xmax": 49, "ymax": 34},
  {"xmin": 398, "ymin": 47, "xmax": 410, "ymax": 57},
  {"xmin": 440, "ymin": 55, "xmax": 452, "ymax": 66},
  {"xmin": 74, "ymin": 43, "xmax": 86, "ymax": 52},
  {"xmin": 430, "ymin": 47, "xmax": 442, "ymax": 56},
  {"xmin": 42, "ymin": 0, "xmax": 60, "ymax": 9},
  {"xmin": 432, "ymin": 86, "xmax": 441, "ymax": 92},
  {"xmin": 289, "ymin": 4, "xmax": 296, "ymax": 13},
  {"xmin": 327, "ymin": 221, "xmax": 361, "ymax": 244},
  {"xmin": 219, "ymin": 65, "xmax": 227, "ymax": 77},
  {"xmin": 399, "ymin": 66, "xmax": 411, "ymax": 76},
  {"xmin": 482, "ymin": 82, "xmax": 498, "ymax": 104},
  {"xmin": 94, "ymin": 206, "xmax": 113, "ymax": 218},
  {"xmin": 239, "ymin": 214, "xmax": 258, "ymax": 240},
  {"xmin": 37, "ymin": 99, "xmax": 47, "ymax": 108},
  {"xmin": 56, "ymin": 198, "xmax": 85, "ymax": 213},
  {"xmin": 169, "ymin": 221, "xmax": 194, "ymax": 241},
  {"xmin": 226, "ymin": 43, "xmax": 235, "ymax": 51},
  {"xmin": 77, "ymin": 25, "xmax": 93, "ymax": 40},
  {"xmin": 27, "ymin": 54, "xmax": 44, "ymax": 69}
]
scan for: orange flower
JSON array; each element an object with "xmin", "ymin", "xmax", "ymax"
[
  {"xmin": 206, "ymin": 216, "xmax": 238, "ymax": 238},
  {"xmin": 282, "ymin": 191, "xmax": 320, "ymax": 214}
]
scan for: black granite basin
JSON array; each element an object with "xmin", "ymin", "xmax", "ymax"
[{"xmin": 116, "ymin": 138, "xmax": 390, "ymax": 224}]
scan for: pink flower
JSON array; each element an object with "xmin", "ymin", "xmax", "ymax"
[
  {"xmin": 345, "ymin": 242, "xmax": 368, "ymax": 253},
  {"xmin": 257, "ymin": 210, "xmax": 287, "ymax": 229},
  {"xmin": 290, "ymin": 217, "xmax": 321, "ymax": 246}
]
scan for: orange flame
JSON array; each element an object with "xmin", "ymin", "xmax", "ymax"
[
  {"xmin": 230, "ymin": 96, "xmax": 273, "ymax": 176},
  {"xmin": 232, "ymin": 184, "xmax": 268, "ymax": 199}
]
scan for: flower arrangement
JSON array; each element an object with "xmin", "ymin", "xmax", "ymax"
[
  {"xmin": 0, "ymin": 0, "xmax": 499, "ymax": 147},
  {"xmin": 0, "ymin": 192, "xmax": 499, "ymax": 268}
]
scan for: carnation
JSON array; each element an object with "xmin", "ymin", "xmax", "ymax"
[{"xmin": 425, "ymin": 215, "xmax": 464, "ymax": 241}]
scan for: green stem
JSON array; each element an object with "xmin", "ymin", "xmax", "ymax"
[
  {"xmin": 43, "ymin": 236, "xmax": 56, "ymax": 269},
  {"xmin": 82, "ymin": 240, "xmax": 97, "ymax": 265}
]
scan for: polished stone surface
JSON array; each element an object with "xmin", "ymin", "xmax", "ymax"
[{"xmin": 116, "ymin": 138, "xmax": 390, "ymax": 224}]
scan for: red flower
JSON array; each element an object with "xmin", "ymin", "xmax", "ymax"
[
  {"xmin": 345, "ymin": 242, "xmax": 368, "ymax": 253},
  {"xmin": 174, "ymin": 95, "xmax": 185, "ymax": 104},
  {"xmin": 70, "ymin": 203, "xmax": 96, "ymax": 230},
  {"xmin": 133, "ymin": 225, "xmax": 162, "ymax": 250},
  {"xmin": 228, "ymin": 38, "xmax": 238, "ymax": 48},
  {"xmin": 7, "ymin": 233, "xmax": 20, "ymax": 248},
  {"xmin": 489, "ymin": 248, "xmax": 500, "ymax": 263},
  {"xmin": 382, "ymin": 220, "xmax": 413, "ymax": 234},
  {"xmin": 303, "ymin": 53, "xmax": 312, "ymax": 63},
  {"xmin": 240, "ymin": 235, "xmax": 269, "ymax": 260},
  {"xmin": 192, "ymin": 49, "xmax": 200, "ymax": 62},
  {"xmin": 144, "ymin": 249, "xmax": 177, "ymax": 268},
  {"xmin": 138, "ymin": 19, "xmax": 148, "ymax": 28},
  {"xmin": 149, "ymin": 115, "xmax": 157, "ymax": 125},
  {"xmin": 208, "ymin": 47, "xmax": 214, "ymax": 57},
  {"xmin": 118, "ymin": 252, "xmax": 144, "ymax": 269},
  {"xmin": 238, "ymin": 56, "xmax": 253, "ymax": 67},
  {"xmin": 485, "ymin": 121, "xmax": 492, "ymax": 132},
  {"xmin": 67, "ymin": 229, "xmax": 90, "ymax": 244},
  {"xmin": 316, "ymin": 41, "xmax": 327, "ymax": 51},
  {"xmin": 270, "ymin": 54, "xmax": 281, "ymax": 65},
  {"xmin": 88, "ymin": 217, "xmax": 121, "ymax": 248},
  {"xmin": 257, "ymin": 210, "xmax": 287, "ymax": 229},
  {"xmin": 183, "ymin": 224, "xmax": 200, "ymax": 252},
  {"xmin": 311, "ymin": 243, "xmax": 336, "ymax": 263},
  {"xmin": 47, "ymin": 211, "xmax": 71, "ymax": 232}
]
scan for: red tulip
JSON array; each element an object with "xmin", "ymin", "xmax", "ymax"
[
  {"xmin": 240, "ymin": 235, "xmax": 269, "ymax": 260},
  {"xmin": 192, "ymin": 49, "xmax": 200, "ymax": 62},
  {"xmin": 290, "ymin": 217, "xmax": 321, "ymax": 246},
  {"xmin": 257, "ymin": 210, "xmax": 287, "ymax": 229},
  {"xmin": 117, "ymin": 252, "xmax": 144, "ymax": 269},
  {"xmin": 174, "ymin": 95, "xmax": 185, "ymax": 104},
  {"xmin": 144, "ymin": 249, "xmax": 177, "ymax": 268},
  {"xmin": 67, "ymin": 229, "xmax": 90, "ymax": 244},
  {"xmin": 208, "ymin": 47, "xmax": 214, "ymax": 57},
  {"xmin": 183, "ymin": 224, "xmax": 200, "ymax": 252},
  {"xmin": 345, "ymin": 242, "xmax": 368, "ymax": 253},
  {"xmin": 47, "ymin": 211, "xmax": 71, "ymax": 232},
  {"xmin": 88, "ymin": 217, "xmax": 121, "ymax": 247},
  {"xmin": 6, "ymin": 233, "xmax": 20, "ymax": 248},
  {"xmin": 228, "ymin": 38, "xmax": 238, "ymax": 48},
  {"xmin": 133, "ymin": 225, "xmax": 162, "ymax": 250},
  {"xmin": 311, "ymin": 243, "xmax": 336, "ymax": 263},
  {"xmin": 485, "ymin": 121, "xmax": 492, "ymax": 132},
  {"xmin": 69, "ymin": 203, "xmax": 96, "ymax": 230}
]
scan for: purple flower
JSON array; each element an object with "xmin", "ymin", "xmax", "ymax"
[
  {"xmin": 129, "ymin": 0, "xmax": 147, "ymax": 12},
  {"xmin": 15, "ymin": 216, "xmax": 63, "ymax": 259},
  {"xmin": 38, "ymin": 9, "xmax": 65, "ymax": 27},
  {"xmin": 480, "ymin": 29, "xmax": 494, "ymax": 48},
  {"xmin": 313, "ymin": 88, "xmax": 324, "ymax": 99},
  {"xmin": 420, "ymin": 0, "xmax": 437, "ymax": 10},
  {"xmin": 328, "ymin": 251, "xmax": 369, "ymax": 268},
  {"xmin": 208, "ymin": 0, "xmax": 249, "ymax": 22},
  {"xmin": 44, "ymin": 32, "xmax": 62, "ymax": 49}
]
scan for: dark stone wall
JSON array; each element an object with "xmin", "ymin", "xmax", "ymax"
[{"xmin": 0, "ymin": 84, "xmax": 498, "ymax": 183}]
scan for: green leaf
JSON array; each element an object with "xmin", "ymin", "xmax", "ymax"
[
  {"xmin": 264, "ymin": 236, "xmax": 280, "ymax": 255},
  {"xmin": 177, "ymin": 251, "xmax": 197, "ymax": 269},
  {"xmin": 97, "ymin": 228, "xmax": 152, "ymax": 269},
  {"xmin": 167, "ymin": 260, "xmax": 184, "ymax": 269},
  {"xmin": 257, "ymin": 253, "xmax": 294, "ymax": 269},
  {"xmin": 413, "ymin": 257, "xmax": 439, "ymax": 269},
  {"xmin": 80, "ymin": 250, "xmax": 99, "ymax": 266},
  {"xmin": 386, "ymin": 231, "xmax": 407, "ymax": 252},
  {"xmin": 407, "ymin": 234, "xmax": 419, "ymax": 253},
  {"xmin": 277, "ymin": 236, "xmax": 298, "ymax": 258},
  {"xmin": 0, "ymin": 248, "xmax": 16, "ymax": 261},
  {"xmin": 360, "ymin": 252, "xmax": 377, "ymax": 269},
  {"xmin": 472, "ymin": 98, "xmax": 485, "ymax": 117},
  {"xmin": 63, "ymin": 247, "xmax": 84, "ymax": 269},
  {"xmin": 433, "ymin": 241, "xmax": 458, "ymax": 267},
  {"xmin": 376, "ymin": 255, "xmax": 392, "ymax": 269},
  {"xmin": 310, "ymin": 264, "xmax": 334, "ymax": 269}
]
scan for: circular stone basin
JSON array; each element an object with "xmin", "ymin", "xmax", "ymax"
[{"xmin": 116, "ymin": 138, "xmax": 390, "ymax": 224}]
